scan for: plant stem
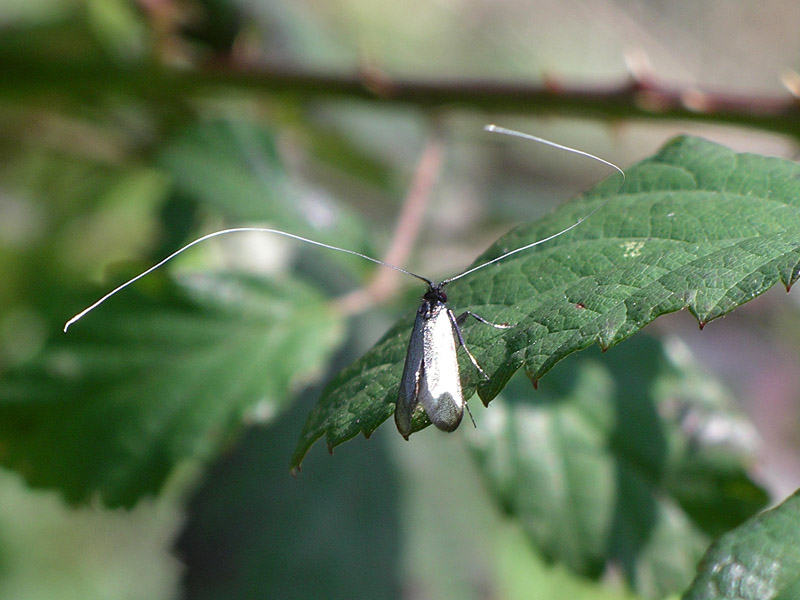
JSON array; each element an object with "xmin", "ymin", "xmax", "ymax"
[{"xmin": 4, "ymin": 52, "xmax": 800, "ymax": 138}]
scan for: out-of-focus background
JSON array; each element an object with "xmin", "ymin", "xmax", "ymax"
[{"xmin": 2, "ymin": 1, "xmax": 800, "ymax": 598}]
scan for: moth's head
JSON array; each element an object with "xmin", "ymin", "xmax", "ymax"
[{"xmin": 423, "ymin": 282, "xmax": 447, "ymax": 304}]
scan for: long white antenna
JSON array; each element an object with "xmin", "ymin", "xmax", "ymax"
[
  {"xmin": 63, "ymin": 227, "xmax": 432, "ymax": 332},
  {"xmin": 441, "ymin": 125, "xmax": 625, "ymax": 285},
  {"xmin": 483, "ymin": 125, "xmax": 624, "ymax": 176},
  {"xmin": 64, "ymin": 126, "xmax": 625, "ymax": 332}
]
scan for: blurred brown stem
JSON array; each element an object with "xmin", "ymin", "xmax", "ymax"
[
  {"xmin": 6, "ymin": 50, "xmax": 800, "ymax": 138},
  {"xmin": 335, "ymin": 128, "xmax": 444, "ymax": 315}
]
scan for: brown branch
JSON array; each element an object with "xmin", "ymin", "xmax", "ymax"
[
  {"xmin": 6, "ymin": 49, "xmax": 800, "ymax": 138},
  {"xmin": 190, "ymin": 64, "xmax": 800, "ymax": 138},
  {"xmin": 195, "ymin": 68, "xmax": 800, "ymax": 133}
]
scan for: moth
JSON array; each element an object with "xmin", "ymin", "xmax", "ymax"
[
  {"xmin": 64, "ymin": 125, "xmax": 624, "ymax": 438},
  {"xmin": 394, "ymin": 281, "xmax": 511, "ymax": 438}
]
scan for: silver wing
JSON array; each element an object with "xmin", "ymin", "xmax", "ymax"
[
  {"xmin": 395, "ymin": 309, "xmax": 426, "ymax": 439},
  {"xmin": 418, "ymin": 304, "xmax": 463, "ymax": 432},
  {"xmin": 395, "ymin": 302, "xmax": 465, "ymax": 438}
]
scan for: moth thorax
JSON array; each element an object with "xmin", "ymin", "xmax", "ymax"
[
  {"xmin": 418, "ymin": 285, "xmax": 447, "ymax": 318},
  {"xmin": 423, "ymin": 285, "xmax": 447, "ymax": 304}
]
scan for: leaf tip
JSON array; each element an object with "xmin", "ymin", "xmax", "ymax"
[
  {"xmin": 698, "ymin": 320, "xmax": 707, "ymax": 330},
  {"xmin": 288, "ymin": 450, "xmax": 306, "ymax": 473}
]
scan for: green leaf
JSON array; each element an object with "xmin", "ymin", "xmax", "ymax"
[
  {"xmin": 290, "ymin": 135, "xmax": 800, "ymax": 468},
  {"xmin": 157, "ymin": 118, "xmax": 378, "ymax": 274},
  {"xmin": 0, "ymin": 272, "xmax": 343, "ymax": 507},
  {"xmin": 158, "ymin": 119, "xmax": 292, "ymax": 223},
  {"xmin": 682, "ymin": 490, "xmax": 800, "ymax": 600},
  {"xmin": 466, "ymin": 335, "xmax": 767, "ymax": 599}
]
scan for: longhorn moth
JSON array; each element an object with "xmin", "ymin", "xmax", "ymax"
[{"xmin": 64, "ymin": 125, "xmax": 624, "ymax": 438}]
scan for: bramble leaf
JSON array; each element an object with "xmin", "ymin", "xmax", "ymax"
[
  {"xmin": 0, "ymin": 273, "xmax": 343, "ymax": 507},
  {"xmin": 291, "ymin": 136, "xmax": 800, "ymax": 468},
  {"xmin": 683, "ymin": 489, "xmax": 800, "ymax": 600},
  {"xmin": 467, "ymin": 335, "xmax": 767, "ymax": 598}
]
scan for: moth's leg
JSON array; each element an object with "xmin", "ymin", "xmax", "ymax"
[
  {"xmin": 448, "ymin": 309, "xmax": 489, "ymax": 379},
  {"xmin": 464, "ymin": 403, "xmax": 477, "ymax": 429},
  {"xmin": 455, "ymin": 310, "xmax": 512, "ymax": 329}
]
